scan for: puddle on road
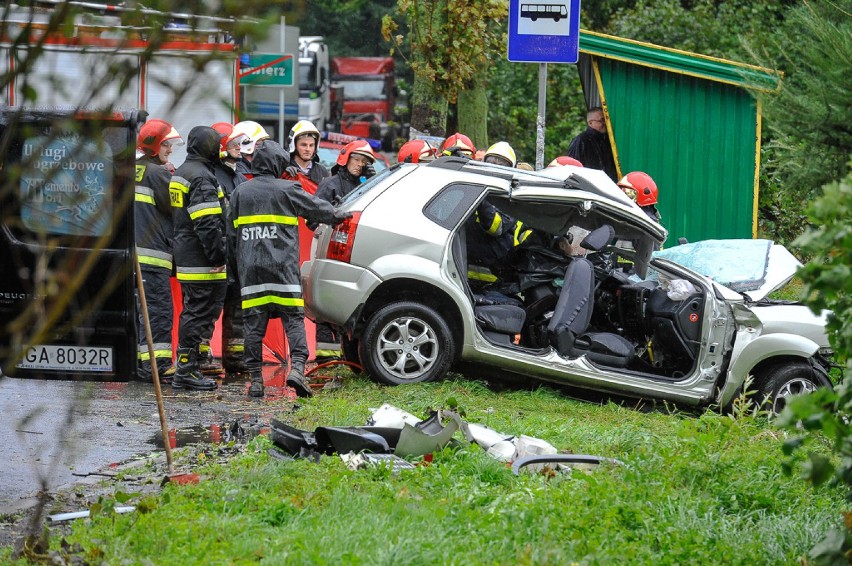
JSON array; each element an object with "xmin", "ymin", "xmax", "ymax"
[{"xmin": 147, "ymin": 419, "xmax": 268, "ymax": 449}]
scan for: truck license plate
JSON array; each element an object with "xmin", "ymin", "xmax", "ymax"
[{"xmin": 16, "ymin": 345, "xmax": 113, "ymax": 372}]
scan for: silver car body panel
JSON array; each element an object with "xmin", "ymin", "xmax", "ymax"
[{"xmin": 302, "ymin": 159, "xmax": 830, "ymax": 407}]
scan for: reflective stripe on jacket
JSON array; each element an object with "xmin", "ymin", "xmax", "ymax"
[{"xmin": 134, "ymin": 155, "xmax": 173, "ymax": 270}]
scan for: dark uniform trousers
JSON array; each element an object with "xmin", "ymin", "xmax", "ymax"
[
  {"xmin": 179, "ymin": 281, "xmax": 227, "ymax": 351},
  {"xmin": 137, "ymin": 266, "xmax": 174, "ymax": 378},
  {"xmin": 243, "ymin": 308, "xmax": 308, "ymax": 370}
]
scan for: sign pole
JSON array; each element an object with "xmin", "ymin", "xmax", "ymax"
[
  {"xmin": 507, "ymin": 0, "xmax": 580, "ymax": 168},
  {"xmin": 279, "ymin": 16, "xmax": 286, "ymax": 144},
  {"xmin": 536, "ymin": 63, "xmax": 547, "ymax": 170}
]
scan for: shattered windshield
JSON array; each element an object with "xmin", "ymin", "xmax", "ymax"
[{"xmin": 653, "ymin": 239, "xmax": 773, "ymax": 293}]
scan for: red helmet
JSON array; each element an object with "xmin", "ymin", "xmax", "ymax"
[
  {"xmin": 618, "ymin": 171, "xmax": 658, "ymax": 206},
  {"xmin": 547, "ymin": 156, "xmax": 584, "ymax": 168},
  {"xmin": 137, "ymin": 119, "xmax": 174, "ymax": 158},
  {"xmin": 211, "ymin": 122, "xmax": 234, "ymax": 158},
  {"xmin": 398, "ymin": 139, "xmax": 438, "ymax": 163},
  {"xmin": 441, "ymin": 132, "xmax": 476, "ymax": 157},
  {"xmin": 336, "ymin": 140, "xmax": 376, "ymax": 167}
]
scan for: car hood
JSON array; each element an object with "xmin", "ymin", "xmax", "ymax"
[{"xmin": 653, "ymin": 239, "xmax": 801, "ymax": 301}]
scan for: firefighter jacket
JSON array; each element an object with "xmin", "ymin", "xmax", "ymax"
[
  {"xmin": 228, "ymin": 141, "xmax": 348, "ymax": 312},
  {"xmin": 134, "ymin": 155, "xmax": 173, "ymax": 270},
  {"xmin": 214, "ymin": 160, "xmax": 240, "ymax": 202},
  {"xmin": 171, "ymin": 126, "xmax": 228, "ymax": 283},
  {"xmin": 315, "ymin": 167, "xmax": 361, "ymax": 205},
  {"xmin": 283, "ymin": 155, "xmax": 330, "ymax": 194}
]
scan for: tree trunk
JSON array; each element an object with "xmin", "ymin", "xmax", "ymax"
[
  {"xmin": 457, "ymin": 79, "xmax": 488, "ymax": 151},
  {"xmin": 410, "ymin": 76, "xmax": 448, "ymax": 138}
]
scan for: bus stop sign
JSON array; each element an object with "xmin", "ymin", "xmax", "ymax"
[{"xmin": 507, "ymin": 0, "xmax": 581, "ymax": 63}]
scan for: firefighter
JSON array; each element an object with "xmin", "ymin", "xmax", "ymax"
[
  {"xmin": 315, "ymin": 140, "xmax": 376, "ymax": 205},
  {"xmin": 228, "ymin": 141, "xmax": 352, "ymax": 397},
  {"xmin": 283, "ymin": 120, "xmax": 329, "ymax": 193},
  {"xmin": 547, "ymin": 156, "xmax": 584, "ymax": 168},
  {"xmin": 282, "ymin": 120, "xmax": 340, "ymax": 362},
  {"xmin": 169, "ymin": 126, "xmax": 227, "ymax": 391},
  {"xmin": 231, "ymin": 120, "xmax": 271, "ymax": 180},
  {"xmin": 134, "ymin": 119, "xmax": 182, "ymax": 383},
  {"xmin": 617, "ymin": 171, "xmax": 662, "ymax": 224},
  {"xmin": 483, "ymin": 141, "xmax": 518, "ymax": 168},
  {"xmin": 441, "ymin": 132, "xmax": 476, "ymax": 159},
  {"xmin": 397, "ymin": 139, "xmax": 438, "ymax": 164},
  {"xmin": 211, "ymin": 122, "xmax": 249, "ymax": 377}
]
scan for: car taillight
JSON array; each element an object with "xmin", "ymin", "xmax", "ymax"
[{"xmin": 326, "ymin": 211, "xmax": 360, "ymax": 264}]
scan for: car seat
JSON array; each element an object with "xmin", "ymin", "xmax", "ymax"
[
  {"xmin": 452, "ymin": 226, "xmax": 526, "ymax": 345},
  {"xmin": 545, "ymin": 226, "xmax": 634, "ymax": 367}
]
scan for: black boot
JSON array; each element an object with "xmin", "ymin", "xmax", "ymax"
[
  {"xmin": 286, "ymin": 358, "xmax": 313, "ymax": 398},
  {"xmin": 172, "ymin": 347, "xmax": 218, "ymax": 391},
  {"xmin": 247, "ymin": 368, "xmax": 265, "ymax": 398}
]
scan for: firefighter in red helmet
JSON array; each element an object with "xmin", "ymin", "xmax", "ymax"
[
  {"xmin": 397, "ymin": 139, "xmax": 438, "ymax": 164},
  {"xmin": 441, "ymin": 132, "xmax": 476, "ymax": 159},
  {"xmin": 135, "ymin": 119, "xmax": 182, "ymax": 383},
  {"xmin": 316, "ymin": 140, "xmax": 377, "ymax": 205},
  {"xmin": 618, "ymin": 171, "xmax": 661, "ymax": 224},
  {"xmin": 547, "ymin": 156, "xmax": 584, "ymax": 168}
]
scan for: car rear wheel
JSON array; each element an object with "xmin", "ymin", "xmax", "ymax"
[
  {"xmin": 359, "ymin": 301, "xmax": 455, "ymax": 385},
  {"xmin": 753, "ymin": 361, "xmax": 820, "ymax": 416}
]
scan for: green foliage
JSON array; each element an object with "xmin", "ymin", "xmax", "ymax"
[
  {"xmin": 750, "ymin": 0, "xmax": 852, "ymax": 246},
  {"xmin": 774, "ymin": 166, "xmax": 852, "ymax": 563},
  {"xmin": 608, "ymin": 0, "xmax": 791, "ymax": 60},
  {"xmin": 45, "ymin": 375, "xmax": 844, "ymax": 564},
  {"xmin": 795, "ymin": 168, "xmax": 852, "ymax": 361}
]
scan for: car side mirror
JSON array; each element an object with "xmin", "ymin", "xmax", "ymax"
[{"xmin": 581, "ymin": 225, "xmax": 615, "ymax": 252}]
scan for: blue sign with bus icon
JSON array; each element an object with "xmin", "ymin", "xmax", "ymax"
[{"xmin": 508, "ymin": 0, "xmax": 580, "ymax": 63}]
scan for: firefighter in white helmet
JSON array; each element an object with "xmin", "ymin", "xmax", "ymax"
[
  {"xmin": 282, "ymin": 120, "xmax": 330, "ymax": 194},
  {"xmin": 483, "ymin": 141, "xmax": 518, "ymax": 168},
  {"xmin": 231, "ymin": 120, "xmax": 271, "ymax": 180}
]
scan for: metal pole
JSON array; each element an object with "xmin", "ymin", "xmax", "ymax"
[
  {"xmin": 134, "ymin": 252, "xmax": 173, "ymax": 473},
  {"xmin": 535, "ymin": 63, "xmax": 547, "ymax": 170},
  {"xmin": 279, "ymin": 16, "xmax": 286, "ymax": 144}
]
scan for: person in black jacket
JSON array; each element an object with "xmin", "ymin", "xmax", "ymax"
[
  {"xmin": 170, "ymin": 126, "xmax": 227, "ymax": 391},
  {"xmin": 566, "ymin": 107, "xmax": 618, "ymax": 182},
  {"xmin": 211, "ymin": 122, "xmax": 250, "ymax": 377},
  {"xmin": 229, "ymin": 141, "xmax": 351, "ymax": 398},
  {"xmin": 134, "ymin": 119, "xmax": 182, "ymax": 382},
  {"xmin": 315, "ymin": 140, "xmax": 376, "ymax": 205}
]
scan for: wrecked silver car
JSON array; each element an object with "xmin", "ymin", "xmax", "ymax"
[{"xmin": 302, "ymin": 157, "xmax": 834, "ymax": 413}]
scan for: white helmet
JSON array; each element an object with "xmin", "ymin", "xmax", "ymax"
[
  {"xmin": 231, "ymin": 120, "xmax": 269, "ymax": 155},
  {"xmin": 288, "ymin": 120, "xmax": 321, "ymax": 154},
  {"xmin": 483, "ymin": 141, "xmax": 517, "ymax": 168}
]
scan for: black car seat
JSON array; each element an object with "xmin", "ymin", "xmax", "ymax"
[
  {"xmin": 452, "ymin": 226, "xmax": 526, "ymax": 345},
  {"xmin": 545, "ymin": 226, "xmax": 634, "ymax": 367}
]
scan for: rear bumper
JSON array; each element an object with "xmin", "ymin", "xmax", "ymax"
[{"xmin": 302, "ymin": 259, "xmax": 382, "ymax": 325}]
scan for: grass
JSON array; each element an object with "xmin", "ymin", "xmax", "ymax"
[{"xmin": 4, "ymin": 372, "xmax": 845, "ymax": 565}]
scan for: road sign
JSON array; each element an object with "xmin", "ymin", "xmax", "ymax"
[
  {"xmin": 507, "ymin": 0, "xmax": 581, "ymax": 63},
  {"xmin": 238, "ymin": 53, "xmax": 295, "ymax": 87}
]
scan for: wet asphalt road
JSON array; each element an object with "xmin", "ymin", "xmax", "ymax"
[{"xmin": 0, "ymin": 368, "xmax": 295, "ymax": 513}]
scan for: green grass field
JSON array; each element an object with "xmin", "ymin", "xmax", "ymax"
[{"xmin": 6, "ymin": 373, "xmax": 845, "ymax": 565}]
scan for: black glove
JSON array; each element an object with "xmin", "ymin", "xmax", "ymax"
[
  {"xmin": 332, "ymin": 210, "xmax": 354, "ymax": 225},
  {"xmin": 364, "ymin": 164, "xmax": 376, "ymax": 179},
  {"xmin": 285, "ymin": 165, "xmax": 299, "ymax": 178}
]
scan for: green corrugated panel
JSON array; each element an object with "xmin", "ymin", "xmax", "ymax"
[
  {"xmin": 600, "ymin": 57, "xmax": 758, "ymax": 243},
  {"xmin": 575, "ymin": 30, "xmax": 776, "ymax": 243},
  {"xmin": 579, "ymin": 31, "xmax": 782, "ymax": 92}
]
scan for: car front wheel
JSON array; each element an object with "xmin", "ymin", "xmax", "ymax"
[
  {"xmin": 754, "ymin": 361, "xmax": 820, "ymax": 416},
  {"xmin": 360, "ymin": 301, "xmax": 455, "ymax": 385}
]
